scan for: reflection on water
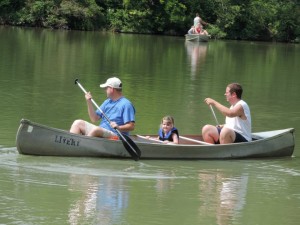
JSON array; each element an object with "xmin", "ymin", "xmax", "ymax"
[
  {"xmin": 218, "ymin": 174, "xmax": 248, "ymax": 224},
  {"xmin": 197, "ymin": 170, "xmax": 248, "ymax": 224},
  {"xmin": 64, "ymin": 161, "xmax": 251, "ymax": 225},
  {"xmin": 1, "ymin": 149, "xmax": 300, "ymax": 224},
  {"xmin": 68, "ymin": 175, "xmax": 128, "ymax": 225},
  {"xmin": 155, "ymin": 170, "xmax": 176, "ymax": 196},
  {"xmin": 185, "ymin": 41, "xmax": 208, "ymax": 79},
  {"xmin": 65, "ymin": 164, "xmax": 185, "ymax": 225}
]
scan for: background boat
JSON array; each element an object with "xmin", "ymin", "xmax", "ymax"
[{"xmin": 185, "ymin": 34, "xmax": 210, "ymax": 42}]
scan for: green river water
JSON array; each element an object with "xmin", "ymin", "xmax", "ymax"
[{"xmin": 0, "ymin": 26, "xmax": 300, "ymax": 225}]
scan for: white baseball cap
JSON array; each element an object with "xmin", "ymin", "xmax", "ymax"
[{"xmin": 100, "ymin": 77, "xmax": 122, "ymax": 89}]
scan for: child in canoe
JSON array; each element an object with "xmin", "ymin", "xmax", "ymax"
[
  {"xmin": 158, "ymin": 115, "xmax": 179, "ymax": 144},
  {"xmin": 147, "ymin": 116, "xmax": 179, "ymax": 144}
]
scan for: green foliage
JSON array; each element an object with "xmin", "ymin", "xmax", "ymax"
[
  {"xmin": 1, "ymin": 0, "xmax": 105, "ymax": 30},
  {"xmin": 206, "ymin": 24, "xmax": 226, "ymax": 39},
  {"xmin": 106, "ymin": 0, "xmax": 188, "ymax": 34},
  {"xmin": 0, "ymin": 0, "xmax": 25, "ymax": 24},
  {"xmin": 0, "ymin": 0, "xmax": 10, "ymax": 7},
  {"xmin": 162, "ymin": 0, "xmax": 187, "ymax": 33},
  {"xmin": 275, "ymin": 1, "xmax": 299, "ymax": 42},
  {"xmin": 211, "ymin": 0, "xmax": 299, "ymax": 42},
  {"xmin": 107, "ymin": 8, "xmax": 153, "ymax": 33},
  {"xmin": 17, "ymin": 1, "xmax": 56, "ymax": 27},
  {"xmin": 59, "ymin": 0, "xmax": 105, "ymax": 30},
  {"xmin": 0, "ymin": 0, "xmax": 299, "ymax": 42},
  {"xmin": 213, "ymin": 4, "xmax": 242, "ymax": 39}
]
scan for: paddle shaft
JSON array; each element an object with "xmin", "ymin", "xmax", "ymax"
[
  {"xmin": 180, "ymin": 136, "xmax": 212, "ymax": 145},
  {"xmin": 137, "ymin": 135, "xmax": 211, "ymax": 145},
  {"xmin": 75, "ymin": 80, "xmax": 112, "ymax": 124},
  {"xmin": 74, "ymin": 79, "xmax": 140, "ymax": 160},
  {"xmin": 210, "ymin": 105, "xmax": 220, "ymax": 126},
  {"xmin": 136, "ymin": 135, "xmax": 163, "ymax": 143}
]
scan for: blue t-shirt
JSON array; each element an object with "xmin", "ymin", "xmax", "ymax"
[{"xmin": 96, "ymin": 97, "xmax": 135, "ymax": 135}]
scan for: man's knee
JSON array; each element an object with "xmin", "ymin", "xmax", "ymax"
[
  {"xmin": 220, "ymin": 128, "xmax": 235, "ymax": 143},
  {"xmin": 70, "ymin": 119, "xmax": 85, "ymax": 134},
  {"xmin": 71, "ymin": 119, "xmax": 82, "ymax": 126},
  {"xmin": 202, "ymin": 124, "xmax": 213, "ymax": 133}
]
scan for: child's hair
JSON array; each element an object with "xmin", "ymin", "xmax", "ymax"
[{"xmin": 161, "ymin": 115, "xmax": 175, "ymax": 126}]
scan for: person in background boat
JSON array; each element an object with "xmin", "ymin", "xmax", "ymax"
[
  {"xmin": 70, "ymin": 77, "xmax": 135, "ymax": 139},
  {"xmin": 193, "ymin": 13, "xmax": 209, "ymax": 34},
  {"xmin": 194, "ymin": 13, "xmax": 208, "ymax": 27},
  {"xmin": 194, "ymin": 13, "xmax": 201, "ymax": 26},
  {"xmin": 201, "ymin": 83, "xmax": 251, "ymax": 144},
  {"xmin": 188, "ymin": 22, "xmax": 209, "ymax": 36},
  {"xmin": 146, "ymin": 116, "xmax": 179, "ymax": 144}
]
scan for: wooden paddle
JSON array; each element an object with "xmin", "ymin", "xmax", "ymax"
[
  {"xmin": 180, "ymin": 136, "xmax": 212, "ymax": 145},
  {"xmin": 137, "ymin": 134, "xmax": 211, "ymax": 145},
  {"xmin": 136, "ymin": 135, "xmax": 163, "ymax": 143},
  {"xmin": 75, "ymin": 79, "xmax": 141, "ymax": 161}
]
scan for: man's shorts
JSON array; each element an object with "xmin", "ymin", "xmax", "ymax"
[
  {"xmin": 84, "ymin": 121, "xmax": 118, "ymax": 138},
  {"xmin": 216, "ymin": 126, "xmax": 248, "ymax": 144}
]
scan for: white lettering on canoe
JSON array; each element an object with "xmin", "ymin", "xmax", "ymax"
[{"xmin": 54, "ymin": 135, "xmax": 80, "ymax": 146}]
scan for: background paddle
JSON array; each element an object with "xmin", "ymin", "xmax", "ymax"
[{"xmin": 75, "ymin": 79, "xmax": 141, "ymax": 161}]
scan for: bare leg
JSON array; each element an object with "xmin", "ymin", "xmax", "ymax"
[
  {"xmin": 219, "ymin": 127, "xmax": 236, "ymax": 144},
  {"xmin": 200, "ymin": 30, "xmax": 209, "ymax": 36},
  {"xmin": 87, "ymin": 126, "xmax": 105, "ymax": 137},
  {"xmin": 70, "ymin": 119, "xmax": 86, "ymax": 135},
  {"xmin": 202, "ymin": 125, "xmax": 219, "ymax": 144}
]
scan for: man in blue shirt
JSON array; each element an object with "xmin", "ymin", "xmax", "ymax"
[{"xmin": 70, "ymin": 77, "xmax": 136, "ymax": 138}]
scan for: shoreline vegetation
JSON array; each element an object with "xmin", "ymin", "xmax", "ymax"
[{"xmin": 0, "ymin": 0, "xmax": 299, "ymax": 43}]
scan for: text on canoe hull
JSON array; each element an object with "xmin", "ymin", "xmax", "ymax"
[{"xmin": 55, "ymin": 135, "xmax": 80, "ymax": 146}]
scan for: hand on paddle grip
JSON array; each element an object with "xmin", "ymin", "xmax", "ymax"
[
  {"xmin": 110, "ymin": 121, "xmax": 119, "ymax": 130},
  {"xmin": 85, "ymin": 92, "xmax": 92, "ymax": 101}
]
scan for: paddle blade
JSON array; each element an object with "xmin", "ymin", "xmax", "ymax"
[{"xmin": 119, "ymin": 134, "xmax": 141, "ymax": 161}]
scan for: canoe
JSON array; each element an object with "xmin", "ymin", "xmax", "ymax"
[
  {"xmin": 185, "ymin": 34, "xmax": 210, "ymax": 42},
  {"xmin": 16, "ymin": 119, "xmax": 295, "ymax": 160}
]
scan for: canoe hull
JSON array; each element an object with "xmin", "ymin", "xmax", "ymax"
[
  {"xmin": 16, "ymin": 119, "xmax": 295, "ymax": 159},
  {"xmin": 185, "ymin": 34, "xmax": 210, "ymax": 42}
]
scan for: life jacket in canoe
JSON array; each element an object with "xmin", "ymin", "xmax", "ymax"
[{"xmin": 159, "ymin": 127, "xmax": 179, "ymax": 142}]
